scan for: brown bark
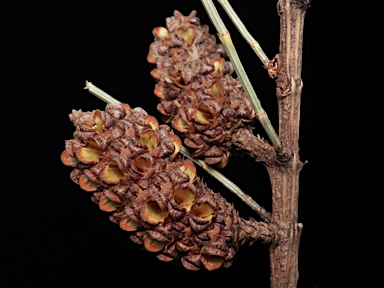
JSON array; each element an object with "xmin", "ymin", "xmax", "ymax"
[{"xmin": 267, "ymin": 0, "xmax": 310, "ymax": 287}]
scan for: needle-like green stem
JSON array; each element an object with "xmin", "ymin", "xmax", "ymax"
[
  {"xmin": 200, "ymin": 0, "xmax": 281, "ymax": 147},
  {"xmin": 217, "ymin": 0, "xmax": 270, "ymax": 67},
  {"xmin": 84, "ymin": 81, "xmax": 120, "ymax": 104}
]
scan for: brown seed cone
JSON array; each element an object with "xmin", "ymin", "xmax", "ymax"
[
  {"xmin": 147, "ymin": 10, "xmax": 256, "ymax": 168},
  {"xmin": 61, "ymin": 103, "xmax": 274, "ymax": 271}
]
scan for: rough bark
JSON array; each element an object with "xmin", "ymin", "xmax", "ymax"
[{"xmin": 267, "ymin": 0, "xmax": 310, "ymax": 287}]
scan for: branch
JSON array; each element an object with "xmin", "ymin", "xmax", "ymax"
[
  {"xmin": 200, "ymin": 0, "xmax": 281, "ymax": 147},
  {"xmin": 231, "ymin": 128, "xmax": 277, "ymax": 166},
  {"xmin": 84, "ymin": 80, "xmax": 271, "ymax": 222}
]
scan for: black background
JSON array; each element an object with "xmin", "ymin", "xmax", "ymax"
[{"xmin": 1, "ymin": 1, "xmax": 350, "ymax": 287}]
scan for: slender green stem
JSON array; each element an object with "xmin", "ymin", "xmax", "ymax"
[
  {"xmin": 84, "ymin": 81, "xmax": 271, "ymax": 221},
  {"xmin": 200, "ymin": 0, "xmax": 281, "ymax": 147},
  {"xmin": 84, "ymin": 81, "xmax": 120, "ymax": 104},
  {"xmin": 217, "ymin": 0, "xmax": 270, "ymax": 67}
]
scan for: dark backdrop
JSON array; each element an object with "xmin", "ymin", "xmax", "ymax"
[{"xmin": 1, "ymin": 1, "xmax": 348, "ymax": 287}]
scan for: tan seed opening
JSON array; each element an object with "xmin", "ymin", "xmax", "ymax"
[
  {"xmin": 76, "ymin": 147, "xmax": 103, "ymax": 164},
  {"xmin": 169, "ymin": 134, "xmax": 182, "ymax": 159},
  {"xmin": 139, "ymin": 130, "xmax": 159, "ymax": 150},
  {"xmin": 134, "ymin": 156, "xmax": 152, "ymax": 173},
  {"xmin": 143, "ymin": 115, "xmax": 159, "ymax": 130},
  {"xmin": 178, "ymin": 27, "xmax": 195, "ymax": 45},
  {"xmin": 99, "ymin": 195, "xmax": 120, "ymax": 212},
  {"xmin": 119, "ymin": 216, "xmax": 141, "ymax": 232},
  {"xmin": 101, "ymin": 161, "xmax": 124, "ymax": 184},
  {"xmin": 172, "ymin": 116, "xmax": 189, "ymax": 133},
  {"xmin": 93, "ymin": 109, "xmax": 103, "ymax": 134},
  {"xmin": 179, "ymin": 160, "xmax": 196, "ymax": 182},
  {"xmin": 60, "ymin": 150, "xmax": 78, "ymax": 167},
  {"xmin": 79, "ymin": 175, "xmax": 100, "ymax": 192},
  {"xmin": 210, "ymin": 82, "xmax": 224, "ymax": 99},
  {"xmin": 201, "ymin": 255, "xmax": 224, "ymax": 271},
  {"xmin": 191, "ymin": 203, "xmax": 215, "ymax": 221},
  {"xmin": 213, "ymin": 58, "xmax": 225, "ymax": 74},
  {"xmin": 173, "ymin": 188, "xmax": 195, "ymax": 211},
  {"xmin": 142, "ymin": 200, "xmax": 167, "ymax": 224},
  {"xmin": 153, "ymin": 27, "xmax": 169, "ymax": 39},
  {"xmin": 144, "ymin": 236, "xmax": 168, "ymax": 252},
  {"xmin": 193, "ymin": 105, "xmax": 213, "ymax": 124}
]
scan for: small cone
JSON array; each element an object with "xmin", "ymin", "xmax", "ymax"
[
  {"xmin": 146, "ymin": 10, "xmax": 256, "ymax": 168},
  {"xmin": 61, "ymin": 98, "xmax": 268, "ymax": 271}
]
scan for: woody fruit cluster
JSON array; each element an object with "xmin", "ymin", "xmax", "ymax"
[
  {"xmin": 61, "ymin": 102, "xmax": 274, "ymax": 271},
  {"xmin": 147, "ymin": 10, "xmax": 257, "ymax": 168}
]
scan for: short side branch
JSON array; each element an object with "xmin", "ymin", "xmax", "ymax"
[{"xmin": 231, "ymin": 128, "xmax": 277, "ymax": 166}]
